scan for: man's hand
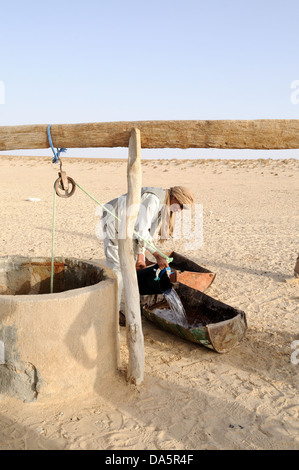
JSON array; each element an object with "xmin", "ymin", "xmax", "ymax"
[
  {"xmin": 153, "ymin": 252, "xmax": 169, "ymax": 270},
  {"xmin": 136, "ymin": 253, "xmax": 146, "ymax": 270}
]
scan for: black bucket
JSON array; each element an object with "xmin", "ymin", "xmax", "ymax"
[{"xmin": 137, "ymin": 264, "xmax": 173, "ymax": 295}]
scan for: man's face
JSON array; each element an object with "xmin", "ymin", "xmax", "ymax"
[{"xmin": 170, "ymin": 195, "xmax": 183, "ymax": 213}]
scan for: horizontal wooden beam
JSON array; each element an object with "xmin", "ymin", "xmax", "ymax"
[{"xmin": 1, "ymin": 120, "xmax": 299, "ymax": 151}]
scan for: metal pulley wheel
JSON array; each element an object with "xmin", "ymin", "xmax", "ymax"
[{"xmin": 54, "ymin": 172, "xmax": 76, "ymax": 198}]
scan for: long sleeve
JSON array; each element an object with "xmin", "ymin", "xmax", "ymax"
[{"xmin": 134, "ymin": 193, "xmax": 160, "ymax": 254}]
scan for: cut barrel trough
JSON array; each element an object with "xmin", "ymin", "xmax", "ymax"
[{"xmin": 140, "ymin": 253, "xmax": 247, "ymax": 353}]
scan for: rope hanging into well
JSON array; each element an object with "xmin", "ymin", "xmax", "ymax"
[
  {"xmin": 50, "ymin": 188, "xmax": 56, "ymax": 294},
  {"xmin": 47, "ymin": 125, "xmax": 173, "ymax": 293}
]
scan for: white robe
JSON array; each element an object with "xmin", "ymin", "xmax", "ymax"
[{"xmin": 102, "ymin": 192, "xmax": 161, "ymax": 310}]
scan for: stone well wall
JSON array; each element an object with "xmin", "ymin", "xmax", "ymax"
[{"xmin": 0, "ymin": 256, "xmax": 119, "ymax": 401}]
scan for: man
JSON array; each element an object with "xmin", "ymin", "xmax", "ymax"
[{"xmin": 101, "ymin": 186, "xmax": 194, "ymax": 315}]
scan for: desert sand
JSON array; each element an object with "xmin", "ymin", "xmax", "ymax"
[{"xmin": 0, "ymin": 154, "xmax": 298, "ymax": 450}]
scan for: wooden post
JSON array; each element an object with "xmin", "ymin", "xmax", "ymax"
[{"xmin": 118, "ymin": 128, "xmax": 144, "ymax": 385}]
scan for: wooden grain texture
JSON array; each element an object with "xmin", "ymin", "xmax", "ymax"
[
  {"xmin": 118, "ymin": 128, "xmax": 144, "ymax": 385},
  {"xmin": 1, "ymin": 120, "xmax": 299, "ymax": 150}
]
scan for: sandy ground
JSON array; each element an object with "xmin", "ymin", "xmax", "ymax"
[{"xmin": 0, "ymin": 155, "xmax": 298, "ymax": 450}]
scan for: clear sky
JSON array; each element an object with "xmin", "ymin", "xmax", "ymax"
[{"xmin": 1, "ymin": 0, "xmax": 299, "ymax": 159}]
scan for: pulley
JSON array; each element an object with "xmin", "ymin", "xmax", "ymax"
[{"xmin": 54, "ymin": 159, "xmax": 76, "ymax": 198}]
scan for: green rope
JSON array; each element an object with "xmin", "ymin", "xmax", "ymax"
[
  {"xmin": 74, "ymin": 181, "xmax": 173, "ymax": 263},
  {"xmin": 50, "ymin": 188, "xmax": 57, "ymax": 294},
  {"xmin": 49, "ymin": 181, "xmax": 173, "ymax": 293}
]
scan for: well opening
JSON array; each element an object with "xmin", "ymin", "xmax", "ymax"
[
  {"xmin": 0, "ymin": 256, "xmax": 118, "ymax": 401},
  {"xmin": 0, "ymin": 256, "xmax": 105, "ymax": 295}
]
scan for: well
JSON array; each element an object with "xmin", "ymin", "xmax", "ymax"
[{"xmin": 0, "ymin": 256, "xmax": 119, "ymax": 401}]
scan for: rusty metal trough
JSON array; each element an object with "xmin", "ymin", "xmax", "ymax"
[
  {"xmin": 144, "ymin": 251, "xmax": 216, "ymax": 293},
  {"xmin": 141, "ymin": 252, "xmax": 247, "ymax": 353}
]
